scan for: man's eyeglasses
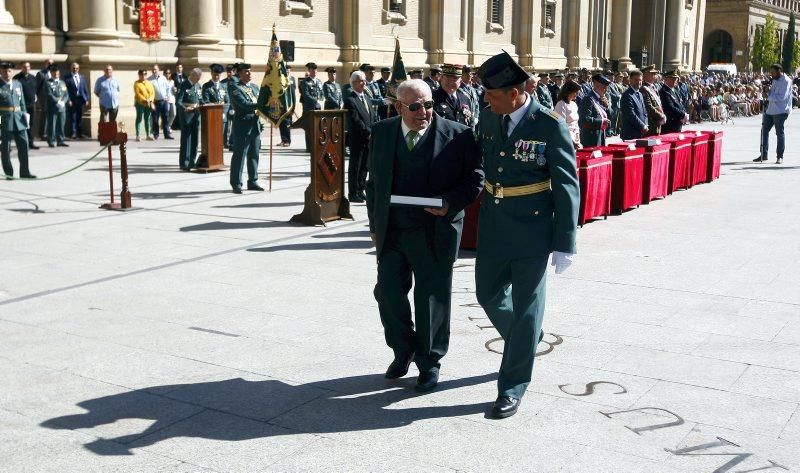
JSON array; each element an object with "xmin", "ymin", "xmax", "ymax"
[{"xmin": 399, "ymin": 100, "xmax": 434, "ymax": 112}]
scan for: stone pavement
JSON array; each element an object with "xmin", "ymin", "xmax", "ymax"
[{"xmin": 1, "ymin": 115, "xmax": 799, "ymax": 472}]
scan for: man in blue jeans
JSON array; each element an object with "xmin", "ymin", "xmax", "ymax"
[
  {"xmin": 147, "ymin": 64, "xmax": 174, "ymax": 140},
  {"xmin": 755, "ymin": 63, "xmax": 792, "ymax": 164}
]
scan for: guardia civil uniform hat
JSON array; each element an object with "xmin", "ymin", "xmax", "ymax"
[
  {"xmin": 237, "ymin": 63, "xmax": 252, "ymax": 70},
  {"xmin": 380, "ymin": 66, "xmax": 391, "ymax": 73},
  {"xmin": 0, "ymin": 61, "xmax": 14, "ymax": 69},
  {"xmin": 566, "ymin": 71, "xmax": 578, "ymax": 79},
  {"xmin": 554, "ymin": 72, "xmax": 565, "ymax": 79},
  {"xmin": 48, "ymin": 63, "xmax": 60, "ymax": 72},
  {"xmin": 663, "ymin": 69, "xmax": 680, "ymax": 78},
  {"xmin": 592, "ymin": 74, "xmax": 611, "ymax": 86},
  {"xmin": 324, "ymin": 67, "xmax": 336, "ymax": 73},
  {"xmin": 462, "ymin": 65, "xmax": 473, "ymax": 74},
  {"xmin": 441, "ymin": 64, "xmax": 464, "ymax": 76},
  {"xmin": 538, "ymin": 72, "xmax": 550, "ymax": 78},
  {"xmin": 477, "ymin": 51, "xmax": 529, "ymax": 89},
  {"xmin": 305, "ymin": 62, "xmax": 318, "ymax": 70},
  {"xmin": 225, "ymin": 64, "xmax": 235, "ymax": 72},
  {"xmin": 210, "ymin": 63, "xmax": 224, "ymax": 74},
  {"xmin": 359, "ymin": 63, "xmax": 375, "ymax": 72}
]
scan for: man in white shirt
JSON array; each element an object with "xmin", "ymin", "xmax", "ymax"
[
  {"xmin": 755, "ymin": 63, "xmax": 792, "ymax": 164},
  {"xmin": 148, "ymin": 64, "xmax": 174, "ymax": 140}
]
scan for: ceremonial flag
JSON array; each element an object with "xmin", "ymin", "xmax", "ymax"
[
  {"xmin": 390, "ymin": 37, "xmax": 407, "ymax": 85},
  {"xmin": 257, "ymin": 26, "xmax": 294, "ymax": 127}
]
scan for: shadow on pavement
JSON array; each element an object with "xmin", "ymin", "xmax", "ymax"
[
  {"xmin": 311, "ymin": 230, "xmax": 371, "ymax": 239},
  {"xmin": 734, "ymin": 166, "xmax": 800, "ymax": 170},
  {"xmin": 248, "ymin": 240, "xmax": 374, "ymax": 252},
  {"xmin": 212, "ymin": 202, "xmax": 304, "ymax": 209},
  {"xmin": 86, "ymin": 164, "xmax": 187, "ymax": 174},
  {"xmin": 40, "ymin": 373, "xmax": 495, "ymax": 455},
  {"xmin": 180, "ymin": 220, "xmax": 297, "ymax": 231},
  {"xmin": 132, "ymin": 190, "xmax": 233, "ymax": 200}
]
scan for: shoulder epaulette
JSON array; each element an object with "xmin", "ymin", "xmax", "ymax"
[{"xmin": 542, "ymin": 109, "xmax": 564, "ymax": 122}]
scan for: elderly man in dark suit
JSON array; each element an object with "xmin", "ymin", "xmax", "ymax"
[
  {"xmin": 578, "ymin": 74, "xmax": 611, "ymax": 147},
  {"xmin": 64, "ymin": 62, "xmax": 90, "ymax": 139},
  {"xmin": 620, "ymin": 69, "xmax": 649, "ymax": 140},
  {"xmin": 344, "ymin": 70, "xmax": 376, "ymax": 203},
  {"xmin": 366, "ymin": 79, "xmax": 483, "ymax": 393}
]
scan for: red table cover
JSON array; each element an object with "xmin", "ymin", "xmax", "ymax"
[
  {"xmin": 459, "ymin": 194, "xmax": 481, "ymax": 250},
  {"xmin": 639, "ymin": 142, "xmax": 671, "ymax": 204},
  {"xmin": 659, "ymin": 133, "xmax": 694, "ymax": 193},
  {"xmin": 585, "ymin": 144, "xmax": 643, "ymax": 213},
  {"xmin": 688, "ymin": 131, "xmax": 710, "ymax": 185},
  {"xmin": 575, "ymin": 149, "xmax": 613, "ymax": 225},
  {"xmin": 701, "ymin": 130, "xmax": 723, "ymax": 182}
]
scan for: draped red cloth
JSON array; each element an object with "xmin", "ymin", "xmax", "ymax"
[
  {"xmin": 460, "ymin": 195, "xmax": 481, "ymax": 250},
  {"xmin": 659, "ymin": 133, "xmax": 694, "ymax": 193},
  {"xmin": 575, "ymin": 149, "xmax": 613, "ymax": 225},
  {"xmin": 588, "ymin": 144, "xmax": 644, "ymax": 213},
  {"xmin": 689, "ymin": 132, "xmax": 710, "ymax": 185},
  {"xmin": 701, "ymin": 130, "xmax": 723, "ymax": 182}
]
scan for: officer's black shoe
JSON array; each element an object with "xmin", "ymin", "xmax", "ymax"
[
  {"xmin": 349, "ymin": 194, "xmax": 364, "ymax": 203},
  {"xmin": 48, "ymin": 143, "xmax": 55, "ymax": 148},
  {"xmin": 165, "ymin": 135, "xmax": 174, "ymax": 140},
  {"xmin": 247, "ymin": 183, "xmax": 265, "ymax": 191},
  {"xmin": 385, "ymin": 353, "xmax": 414, "ymax": 379},
  {"xmin": 20, "ymin": 174, "xmax": 37, "ymax": 179},
  {"xmin": 57, "ymin": 142, "xmax": 69, "ymax": 147},
  {"xmin": 490, "ymin": 396, "xmax": 521, "ymax": 419},
  {"xmin": 538, "ymin": 331, "xmax": 544, "ymax": 344},
  {"xmin": 232, "ymin": 187, "xmax": 243, "ymax": 194},
  {"xmin": 753, "ymin": 156, "xmax": 766, "ymax": 162},
  {"xmin": 414, "ymin": 368, "xmax": 439, "ymax": 393},
  {"xmin": 357, "ymin": 191, "xmax": 367, "ymax": 201}
]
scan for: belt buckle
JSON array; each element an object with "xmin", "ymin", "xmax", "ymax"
[{"xmin": 493, "ymin": 183, "xmax": 504, "ymax": 199}]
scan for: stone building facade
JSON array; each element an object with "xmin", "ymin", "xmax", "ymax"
[
  {"xmin": 704, "ymin": 0, "xmax": 800, "ymax": 72},
  {"xmin": 0, "ymin": 0, "xmax": 708, "ymax": 130}
]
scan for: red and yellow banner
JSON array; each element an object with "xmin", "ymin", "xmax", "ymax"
[{"xmin": 139, "ymin": 0, "xmax": 162, "ymax": 41}]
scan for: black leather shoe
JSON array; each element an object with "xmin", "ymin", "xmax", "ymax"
[
  {"xmin": 349, "ymin": 194, "xmax": 364, "ymax": 203},
  {"xmin": 247, "ymin": 183, "xmax": 265, "ymax": 191},
  {"xmin": 232, "ymin": 187, "xmax": 243, "ymax": 194},
  {"xmin": 20, "ymin": 174, "xmax": 37, "ymax": 179},
  {"xmin": 57, "ymin": 142, "xmax": 69, "ymax": 147},
  {"xmin": 490, "ymin": 396, "xmax": 521, "ymax": 419},
  {"xmin": 165, "ymin": 135, "xmax": 174, "ymax": 140},
  {"xmin": 753, "ymin": 156, "xmax": 766, "ymax": 162},
  {"xmin": 538, "ymin": 331, "xmax": 544, "ymax": 344},
  {"xmin": 414, "ymin": 368, "xmax": 439, "ymax": 393},
  {"xmin": 385, "ymin": 353, "xmax": 414, "ymax": 379},
  {"xmin": 48, "ymin": 143, "xmax": 55, "ymax": 148},
  {"xmin": 357, "ymin": 191, "xmax": 367, "ymax": 201}
]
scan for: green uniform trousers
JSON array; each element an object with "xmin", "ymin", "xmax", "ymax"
[
  {"xmin": 374, "ymin": 226, "xmax": 453, "ymax": 371},
  {"xmin": 229, "ymin": 125, "xmax": 260, "ymax": 189},
  {"xmin": 476, "ymin": 254, "xmax": 548, "ymax": 400},
  {"xmin": 1, "ymin": 129, "xmax": 31, "ymax": 177},
  {"xmin": 47, "ymin": 109, "xmax": 66, "ymax": 146}
]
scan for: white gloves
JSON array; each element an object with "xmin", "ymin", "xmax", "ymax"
[{"xmin": 551, "ymin": 251, "xmax": 574, "ymax": 274}]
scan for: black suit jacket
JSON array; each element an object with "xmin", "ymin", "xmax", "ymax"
[
  {"xmin": 366, "ymin": 115, "xmax": 484, "ymax": 263},
  {"xmin": 12, "ymin": 72, "xmax": 37, "ymax": 106},
  {"xmin": 344, "ymin": 90, "xmax": 375, "ymax": 144},
  {"xmin": 620, "ymin": 86, "xmax": 649, "ymax": 140},
  {"xmin": 65, "ymin": 73, "xmax": 90, "ymax": 105}
]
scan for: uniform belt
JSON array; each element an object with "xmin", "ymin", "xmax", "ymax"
[
  {"xmin": 484, "ymin": 180, "xmax": 551, "ymax": 199},
  {"xmin": 0, "ymin": 106, "xmax": 21, "ymax": 112}
]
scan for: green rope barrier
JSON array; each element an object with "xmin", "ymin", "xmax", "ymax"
[{"xmin": 3, "ymin": 143, "xmax": 114, "ymax": 181}]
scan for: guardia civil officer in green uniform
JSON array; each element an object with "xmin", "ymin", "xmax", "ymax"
[
  {"xmin": 221, "ymin": 64, "xmax": 237, "ymax": 149},
  {"xmin": 322, "ymin": 67, "xmax": 343, "ymax": 110},
  {"xmin": 177, "ymin": 68, "xmax": 203, "ymax": 170},
  {"xmin": 228, "ymin": 63, "xmax": 264, "ymax": 193},
  {"xmin": 0, "ymin": 61, "xmax": 35, "ymax": 179},
  {"xmin": 299, "ymin": 62, "xmax": 323, "ymax": 152},
  {"xmin": 536, "ymin": 72, "xmax": 554, "ymax": 109},
  {"xmin": 202, "ymin": 64, "xmax": 230, "ymax": 157},
  {"xmin": 45, "ymin": 64, "xmax": 68, "ymax": 147},
  {"xmin": 475, "ymin": 52, "xmax": 579, "ymax": 419},
  {"xmin": 578, "ymin": 73, "xmax": 611, "ymax": 148}
]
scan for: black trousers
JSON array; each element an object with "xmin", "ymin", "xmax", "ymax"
[
  {"xmin": 26, "ymin": 108, "xmax": 36, "ymax": 146},
  {"xmin": 347, "ymin": 138, "xmax": 368, "ymax": 197},
  {"xmin": 374, "ymin": 226, "xmax": 453, "ymax": 371},
  {"xmin": 279, "ymin": 117, "xmax": 292, "ymax": 144}
]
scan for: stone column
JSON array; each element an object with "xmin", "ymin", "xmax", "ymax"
[
  {"xmin": 663, "ymin": 0, "xmax": 684, "ymax": 70},
  {"xmin": 650, "ymin": 0, "xmax": 667, "ymax": 69},
  {"xmin": 611, "ymin": 0, "xmax": 633, "ymax": 70},
  {"xmin": 177, "ymin": 0, "xmax": 222, "ymax": 63},
  {"xmin": 65, "ymin": 0, "xmax": 122, "ymax": 46},
  {"xmin": 0, "ymin": 0, "xmax": 15, "ymax": 25}
]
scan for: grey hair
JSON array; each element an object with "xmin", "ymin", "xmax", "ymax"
[
  {"xmin": 350, "ymin": 70, "xmax": 366, "ymax": 85},
  {"xmin": 190, "ymin": 67, "xmax": 203, "ymax": 79},
  {"xmin": 395, "ymin": 79, "xmax": 431, "ymax": 102}
]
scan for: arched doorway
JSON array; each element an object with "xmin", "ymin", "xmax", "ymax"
[{"xmin": 706, "ymin": 30, "xmax": 734, "ymax": 64}]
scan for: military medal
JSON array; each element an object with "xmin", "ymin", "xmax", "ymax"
[
  {"xmin": 513, "ymin": 139, "xmax": 523, "ymax": 160},
  {"xmin": 535, "ymin": 142, "xmax": 547, "ymax": 166}
]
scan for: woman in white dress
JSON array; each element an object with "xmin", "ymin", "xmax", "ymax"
[{"xmin": 553, "ymin": 81, "xmax": 582, "ymax": 150}]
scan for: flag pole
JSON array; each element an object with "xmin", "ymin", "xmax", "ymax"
[{"xmin": 269, "ymin": 123, "xmax": 274, "ymax": 192}]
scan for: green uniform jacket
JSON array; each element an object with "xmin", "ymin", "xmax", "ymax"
[
  {"xmin": 536, "ymin": 84, "xmax": 554, "ymax": 109},
  {"xmin": 230, "ymin": 81, "xmax": 261, "ymax": 132},
  {"xmin": 366, "ymin": 115, "xmax": 484, "ymax": 263},
  {"xmin": 201, "ymin": 80, "xmax": 230, "ymax": 115},
  {"xmin": 476, "ymin": 98, "xmax": 579, "ymax": 258},
  {"xmin": 578, "ymin": 92, "xmax": 608, "ymax": 147},
  {"xmin": 178, "ymin": 80, "xmax": 203, "ymax": 125},
  {"xmin": 322, "ymin": 81, "xmax": 342, "ymax": 109},
  {"xmin": 46, "ymin": 79, "xmax": 67, "ymax": 114},
  {"xmin": 0, "ymin": 79, "xmax": 28, "ymax": 132},
  {"xmin": 299, "ymin": 77, "xmax": 323, "ymax": 110}
]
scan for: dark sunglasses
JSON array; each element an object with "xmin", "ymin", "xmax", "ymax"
[{"xmin": 399, "ymin": 100, "xmax": 434, "ymax": 112}]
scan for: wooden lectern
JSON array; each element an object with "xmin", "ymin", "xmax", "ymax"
[
  {"xmin": 291, "ymin": 110, "xmax": 353, "ymax": 226},
  {"xmin": 195, "ymin": 104, "xmax": 225, "ymax": 172}
]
